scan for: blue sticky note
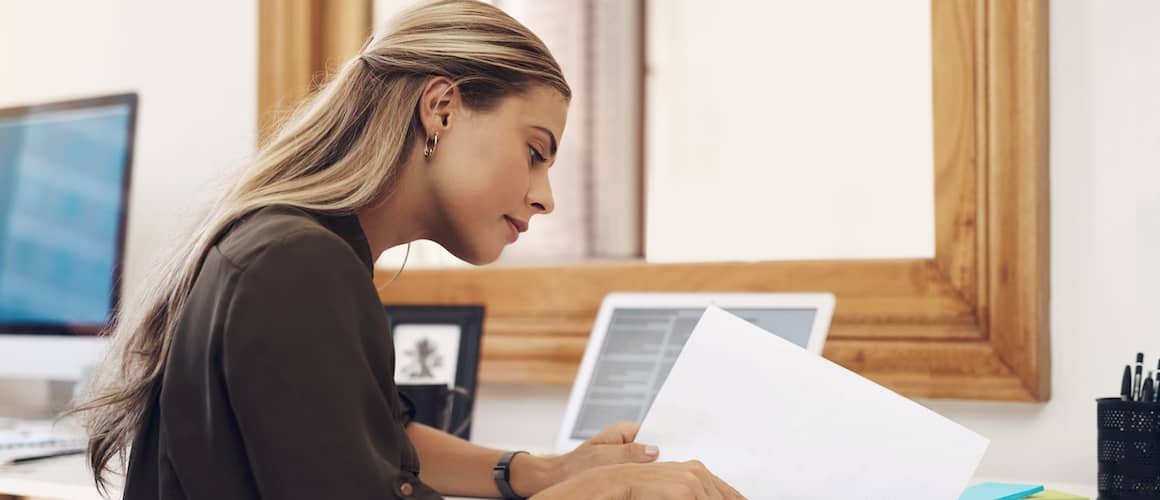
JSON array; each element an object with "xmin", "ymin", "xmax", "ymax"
[{"xmin": 960, "ymin": 482, "xmax": 1046, "ymax": 500}]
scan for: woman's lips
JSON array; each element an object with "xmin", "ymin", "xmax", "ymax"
[{"xmin": 504, "ymin": 215, "xmax": 520, "ymax": 242}]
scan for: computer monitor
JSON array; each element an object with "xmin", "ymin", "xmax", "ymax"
[{"xmin": 0, "ymin": 93, "xmax": 136, "ymax": 381}]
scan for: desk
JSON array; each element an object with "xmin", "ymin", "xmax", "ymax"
[
  {"xmin": 0, "ymin": 455, "xmax": 104, "ymax": 500},
  {"xmin": 0, "ymin": 455, "xmax": 1098, "ymax": 500},
  {"xmin": 0, "ymin": 455, "xmax": 483, "ymax": 500}
]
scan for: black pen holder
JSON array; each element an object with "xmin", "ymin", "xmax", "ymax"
[{"xmin": 1097, "ymin": 397, "xmax": 1160, "ymax": 499}]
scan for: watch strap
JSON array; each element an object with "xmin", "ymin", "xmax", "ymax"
[{"xmin": 493, "ymin": 450, "xmax": 529, "ymax": 500}]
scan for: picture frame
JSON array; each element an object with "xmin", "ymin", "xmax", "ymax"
[{"xmin": 384, "ymin": 304, "xmax": 484, "ymax": 439}]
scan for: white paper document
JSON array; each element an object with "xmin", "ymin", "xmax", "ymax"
[{"xmin": 635, "ymin": 307, "xmax": 988, "ymax": 500}]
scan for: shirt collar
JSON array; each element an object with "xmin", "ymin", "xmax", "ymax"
[{"xmin": 317, "ymin": 212, "xmax": 374, "ymax": 274}]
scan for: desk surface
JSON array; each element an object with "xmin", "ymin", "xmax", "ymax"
[
  {"xmin": 0, "ymin": 455, "xmax": 104, "ymax": 500},
  {"xmin": 0, "ymin": 455, "xmax": 480, "ymax": 500},
  {"xmin": 0, "ymin": 455, "xmax": 1098, "ymax": 500}
]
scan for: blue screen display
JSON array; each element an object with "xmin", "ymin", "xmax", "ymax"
[{"xmin": 0, "ymin": 103, "xmax": 132, "ymax": 327}]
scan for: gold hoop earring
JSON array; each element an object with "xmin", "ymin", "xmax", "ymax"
[{"xmin": 424, "ymin": 132, "xmax": 439, "ymax": 158}]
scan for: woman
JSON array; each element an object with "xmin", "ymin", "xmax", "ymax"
[{"xmin": 73, "ymin": 1, "xmax": 742, "ymax": 499}]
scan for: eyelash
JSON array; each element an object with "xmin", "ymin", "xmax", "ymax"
[{"xmin": 529, "ymin": 145, "xmax": 547, "ymax": 165}]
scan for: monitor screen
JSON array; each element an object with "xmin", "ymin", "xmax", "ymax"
[
  {"xmin": 0, "ymin": 94, "xmax": 136, "ymax": 335},
  {"xmin": 569, "ymin": 306, "xmax": 818, "ymax": 441}
]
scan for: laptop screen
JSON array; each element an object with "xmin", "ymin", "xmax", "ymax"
[{"xmin": 569, "ymin": 307, "xmax": 818, "ymax": 441}]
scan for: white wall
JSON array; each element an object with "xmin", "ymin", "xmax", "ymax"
[
  {"xmin": 469, "ymin": 0, "xmax": 1160, "ymax": 489},
  {"xmin": 0, "ymin": 0, "xmax": 257, "ymax": 297},
  {"xmin": 0, "ymin": 0, "xmax": 256, "ymax": 409}
]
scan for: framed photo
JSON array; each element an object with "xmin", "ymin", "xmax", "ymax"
[
  {"xmin": 393, "ymin": 323, "xmax": 463, "ymax": 387},
  {"xmin": 384, "ymin": 304, "xmax": 484, "ymax": 438}
]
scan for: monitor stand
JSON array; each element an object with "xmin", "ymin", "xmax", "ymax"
[
  {"xmin": 47, "ymin": 380, "xmax": 80, "ymax": 416},
  {"xmin": 0, "ymin": 379, "xmax": 83, "ymax": 420}
]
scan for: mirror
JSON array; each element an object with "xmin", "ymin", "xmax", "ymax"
[{"xmin": 259, "ymin": 0, "xmax": 1051, "ymax": 402}]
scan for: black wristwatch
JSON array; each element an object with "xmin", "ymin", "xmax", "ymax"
[{"xmin": 493, "ymin": 450, "xmax": 529, "ymax": 500}]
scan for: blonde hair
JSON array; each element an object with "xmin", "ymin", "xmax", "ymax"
[{"xmin": 70, "ymin": 0, "xmax": 569, "ymax": 492}]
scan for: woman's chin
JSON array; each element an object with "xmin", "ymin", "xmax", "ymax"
[
  {"xmin": 448, "ymin": 243, "xmax": 503, "ymax": 266},
  {"xmin": 473, "ymin": 248, "xmax": 504, "ymax": 266}
]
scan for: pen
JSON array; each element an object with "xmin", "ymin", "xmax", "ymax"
[
  {"xmin": 1155, "ymin": 361, "xmax": 1159, "ymax": 402},
  {"xmin": 1143, "ymin": 376, "xmax": 1155, "ymax": 405},
  {"xmin": 1134, "ymin": 353, "xmax": 1144, "ymax": 401},
  {"xmin": 7, "ymin": 448, "xmax": 85, "ymax": 465},
  {"xmin": 1122, "ymin": 365, "xmax": 1134, "ymax": 401}
]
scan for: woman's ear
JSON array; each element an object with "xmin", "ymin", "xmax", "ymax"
[{"xmin": 418, "ymin": 76, "xmax": 459, "ymax": 134}]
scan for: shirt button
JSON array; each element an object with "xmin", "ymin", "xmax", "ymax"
[{"xmin": 400, "ymin": 482, "xmax": 414, "ymax": 497}]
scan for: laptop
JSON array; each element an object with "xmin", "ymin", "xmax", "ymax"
[{"xmin": 555, "ymin": 292, "xmax": 835, "ymax": 453}]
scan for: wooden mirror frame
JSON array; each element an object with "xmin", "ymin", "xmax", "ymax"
[{"xmin": 259, "ymin": 0, "xmax": 1050, "ymax": 401}]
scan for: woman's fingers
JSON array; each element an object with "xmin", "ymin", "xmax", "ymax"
[
  {"xmin": 681, "ymin": 460, "xmax": 719, "ymax": 500},
  {"xmin": 588, "ymin": 421, "xmax": 642, "ymax": 445},
  {"xmin": 685, "ymin": 460, "xmax": 741, "ymax": 500},
  {"xmin": 713, "ymin": 472, "xmax": 745, "ymax": 499},
  {"xmin": 618, "ymin": 442, "xmax": 660, "ymax": 463}
]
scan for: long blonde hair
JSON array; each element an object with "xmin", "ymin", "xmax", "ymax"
[{"xmin": 70, "ymin": 0, "xmax": 570, "ymax": 492}]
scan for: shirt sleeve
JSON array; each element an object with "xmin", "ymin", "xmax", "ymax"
[
  {"xmin": 398, "ymin": 389, "xmax": 418, "ymax": 425},
  {"xmin": 221, "ymin": 230, "xmax": 443, "ymax": 500}
]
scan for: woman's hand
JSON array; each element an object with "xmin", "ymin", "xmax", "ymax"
[
  {"xmin": 533, "ymin": 461, "xmax": 746, "ymax": 500},
  {"xmin": 511, "ymin": 422, "xmax": 659, "ymax": 496},
  {"xmin": 550, "ymin": 422, "xmax": 661, "ymax": 480}
]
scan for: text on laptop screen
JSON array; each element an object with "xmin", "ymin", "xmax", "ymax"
[{"xmin": 570, "ymin": 307, "xmax": 817, "ymax": 441}]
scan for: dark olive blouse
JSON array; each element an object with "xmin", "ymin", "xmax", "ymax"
[{"xmin": 122, "ymin": 205, "xmax": 443, "ymax": 500}]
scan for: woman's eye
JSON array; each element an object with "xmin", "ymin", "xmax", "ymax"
[{"xmin": 529, "ymin": 145, "xmax": 546, "ymax": 164}]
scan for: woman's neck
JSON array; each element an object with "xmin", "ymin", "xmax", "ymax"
[{"xmin": 356, "ymin": 152, "xmax": 439, "ymax": 259}]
